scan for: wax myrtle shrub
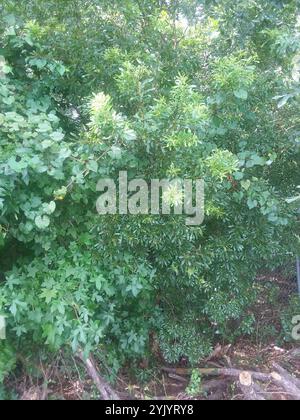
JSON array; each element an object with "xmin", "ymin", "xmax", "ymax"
[{"xmin": 0, "ymin": 0, "xmax": 299, "ymax": 387}]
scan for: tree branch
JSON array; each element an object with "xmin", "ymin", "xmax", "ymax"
[{"xmin": 77, "ymin": 351, "xmax": 120, "ymax": 400}]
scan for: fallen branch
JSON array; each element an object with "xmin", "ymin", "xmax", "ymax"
[
  {"xmin": 167, "ymin": 373, "xmax": 188, "ymax": 383},
  {"xmin": 162, "ymin": 367, "xmax": 272, "ymax": 383},
  {"xmin": 163, "ymin": 360, "xmax": 300, "ymax": 400},
  {"xmin": 77, "ymin": 351, "xmax": 120, "ymax": 400},
  {"xmin": 287, "ymin": 348, "xmax": 300, "ymax": 359},
  {"xmin": 272, "ymin": 363, "xmax": 300, "ymax": 390},
  {"xmin": 204, "ymin": 344, "xmax": 232, "ymax": 364},
  {"xmin": 270, "ymin": 371, "xmax": 300, "ymax": 401}
]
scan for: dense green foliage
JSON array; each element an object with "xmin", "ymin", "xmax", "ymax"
[{"xmin": 0, "ymin": 0, "xmax": 299, "ymax": 385}]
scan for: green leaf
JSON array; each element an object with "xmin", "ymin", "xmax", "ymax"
[
  {"xmin": 56, "ymin": 64, "xmax": 66, "ymax": 76},
  {"xmin": 87, "ymin": 160, "xmax": 99, "ymax": 173},
  {"xmin": 241, "ymin": 180, "xmax": 251, "ymax": 190},
  {"xmin": 40, "ymin": 288, "xmax": 58, "ymax": 304},
  {"xmin": 10, "ymin": 302, "xmax": 17, "ymax": 317},
  {"xmin": 0, "ymin": 56, "xmax": 12, "ymax": 75},
  {"xmin": 234, "ymin": 89, "xmax": 248, "ymax": 100},
  {"xmin": 7, "ymin": 157, "xmax": 28, "ymax": 173},
  {"xmin": 29, "ymin": 58, "xmax": 47, "ymax": 69},
  {"xmin": 2, "ymin": 96, "xmax": 15, "ymax": 105},
  {"xmin": 41, "ymin": 140, "xmax": 54, "ymax": 149},
  {"xmin": 4, "ymin": 14, "xmax": 16, "ymax": 26},
  {"xmin": 123, "ymin": 129, "xmax": 137, "ymax": 142},
  {"xmin": 5, "ymin": 27, "xmax": 16, "ymax": 37},
  {"xmin": 277, "ymin": 95, "xmax": 292, "ymax": 109},
  {"xmin": 246, "ymin": 154, "xmax": 266, "ymax": 168},
  {"xmin": 247, "ymin": 198, "xmax": 258, "ymax": 209},
  {"xmin": 35, "ymin": 215, "xmax": 50, "ymax": 230},
  {"xmin": 234, "ymin": 172, "xmax": 244, "ymax": 181},
  {"xmin": 93, "ymin": 275, "xmax": 105, "ymax": 291},
  {"xmin": 286, "ymin": 196, "xmax": 300, "ymax": 204},
  {"xmin": 54, "ymin": 186, "xmax": 67, "ymax": 201},
  {"xmin": 43, "ymin": 201, "xmax": 56, "ymax": 215},
  {"xmin": 50, "ymin": 131, "xmax": 65, "ymax": 142},
  {"xmin": 38, "ymin": 122, "xmax": 52, "ymax": 133},
  {"xmin": 108, "ymin": 146, "xmax": 122, "ymax": 160}
]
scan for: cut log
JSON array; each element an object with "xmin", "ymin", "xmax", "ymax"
[{"xmin": 239, "ymin": 372, "xmax": 265, "ymax": 400}]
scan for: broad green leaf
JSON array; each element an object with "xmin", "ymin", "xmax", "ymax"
[
  {"xmin": 247, "ymin": 198, "xmax": 258, "ymax": 209},
  {"xmin": 87, "ymin": 160, "xmax": 99, "ymax": 173},
  {"xmin": 241, "ymin": 180, "xmax": 251, "ymax": 190},
  {"xmin": 35, "ymin": 215, "xmax": 50, "ymax": 230},
  {"xmin": 50, "ymin": 131, "xmax": 65, "ymax": 142},
  {"xmin": 7, "ymin": 157, "xmax": 28, "ymax": 173},
  {"xmin": 43, "ymin": 201, "xmax": 56, "ymax": 215},
  {"xmin": 108, "ymin": 146, "xmax": 122, "ymax": 160},
  {"xmin": 234, "ymin": 89, "xmax": 248, "ymax": 100},
  {"xmin": 277, "ymin": 95, "xmax": 292, "ymax": 109}
]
